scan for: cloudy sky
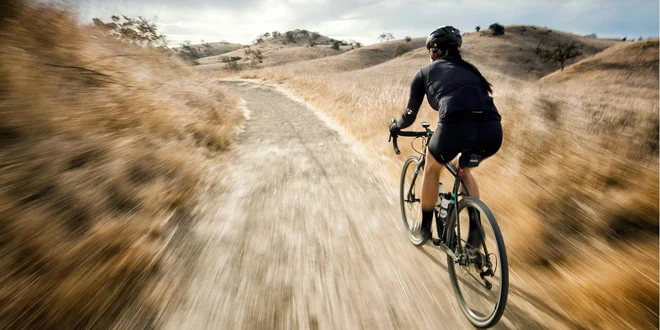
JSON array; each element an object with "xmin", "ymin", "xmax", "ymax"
[{"xmin": 65, "ymin": 0, "xmax": 658, "ymax": 46}]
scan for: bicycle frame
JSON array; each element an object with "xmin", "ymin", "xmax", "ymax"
[{"xmin": 399, "ymin": 129, "xmax": 490, "ymax": 263}]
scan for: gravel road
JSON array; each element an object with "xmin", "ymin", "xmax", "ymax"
[{"xmin": 157, "ymin": 80, "xmax": 575, "ymax": 330}]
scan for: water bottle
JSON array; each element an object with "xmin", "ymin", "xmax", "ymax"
[
  {"xmin": 435, "ymin": 183, "xmax": 450, "ymax": 241},
  {"xmin": 439, "ymin": 194, "xmax": 451, "ymax": 220},
  {"xmin": 435, "ymin": 182, "xmax": 445, "ymax": 211},
  {"xmin": 434, "ymin": 183, "xmax": 445, "ymax": 217}
]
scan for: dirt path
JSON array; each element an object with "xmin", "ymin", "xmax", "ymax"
[{"xmin": 157, "ymin": 80, "xmax": 573, "ymax": 330}]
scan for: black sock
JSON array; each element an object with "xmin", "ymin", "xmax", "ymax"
[{"xmin": 422, "ymin": 210, "xmax": 433, "ymax": 230}]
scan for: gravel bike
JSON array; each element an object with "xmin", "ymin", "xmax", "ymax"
[{"xmin": 389, "ymin": 120, "xmax": 509, "ymax": 328}]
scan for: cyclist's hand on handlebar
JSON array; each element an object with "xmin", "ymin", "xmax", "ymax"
[
  {"xmin": 389, "ymin": 119, "xmax": 400, "ymax": 136},
  {"xmin": 388, "ymin": 119, "xmax": 401, "ymax": 155}
]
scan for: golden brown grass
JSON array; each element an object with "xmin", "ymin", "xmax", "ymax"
[
  {"xmin": 197, "ymin": 44, "xmax": 348, "ymax": 71},
  {"xmin": 241, "ymin": 27, "xmax": 659, "ymax": 329},
  {"xmin": 0, "ymin": 1, "xmax": 241, "ymax": 328},
  {"xmin": 251, "ymin": 38, "xmax": 426, "ymax": 75},
  {"xmin": 542, "ymin": 39, "xmax": 659, "ymax": 89}
]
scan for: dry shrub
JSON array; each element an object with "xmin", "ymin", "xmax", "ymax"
[
  {"xmin": 245, "ymin": 40, "xmax": 659, "ymax": 328},
  {"xmin": 0, "ymin": 1, "xmax": 240, "ymax": 328}
]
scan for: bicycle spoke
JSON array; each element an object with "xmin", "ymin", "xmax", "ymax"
[
  {"xmin": 447, "ymin": 197, "xmax": 508, "ymax": 328},
  {"xmin": 400, "ymin": 156, "xmax": 427, "ymax": 246}
]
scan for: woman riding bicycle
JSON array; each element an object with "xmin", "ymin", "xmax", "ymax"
[{"xmin": 389, "ymin": 26, "xmax": 503, "ymax": 241}]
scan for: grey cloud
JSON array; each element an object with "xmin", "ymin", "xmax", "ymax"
[
  {"xmin": 62, "ymin": 0, "xmax": 659, "ymax": 44},
  {"xmin": 278, "ymin": 0, "xmax": 658, "ymax": 41}
]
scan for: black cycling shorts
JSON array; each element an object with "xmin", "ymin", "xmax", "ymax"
[{"xmin": 428, "ymin": 120, "xmax": 503, "ymax": 164}]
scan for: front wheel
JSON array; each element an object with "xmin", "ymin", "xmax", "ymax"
[
  {"xmin": 399, "ymin": 155, "xmax": 427, "ymax": 246},
  {"xmin": 445, "ymin": 197, "xmax": 509, "ymax": 328}
]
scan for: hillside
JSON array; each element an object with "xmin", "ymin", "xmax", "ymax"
[
  {"xmin": 205, "ymin": 25, "xmax": 621, "ymax": 79},
  {"xmin": 0, "ymin": 1, "xmax": 241, "ymax": 328},
  {"xmin": 244, "ymin": 25, "xmax": 621, "ymax": 82},
  {"xmin": 195, "ymin": 29, "xmax": 356, "ymax": 71},
  {"xmin": 341, "ymin": 25, "xmax": 620, "ymax": 82},
  {"xmin": 201, "ymin": 41, "xmax": 244, "ymax": 56},
  {"xmin": 197, "ymin": 43, "xmax": 350, "ymax": 71},
  {"xmin": 256, "ymin": 29, "xmax": 336, "ymax": 46},
  {"xmin": 541, "ymin": 39, "xmax": 659, "ymax": 89},
  {"xmin": 172, "ymin": 41, "xmax": 243, "ymax": 57},
  {"xmin": 463, "ymin": 25, "xmax": 619, "ymax": 79},
  {"xmin": 269, "ymin": 37, "xmax": 427, "ymax": 74}
]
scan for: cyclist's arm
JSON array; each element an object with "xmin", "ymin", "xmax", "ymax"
[{"xmin": 396, "ymin": 70, "xmax": 425, "ymax": 130}]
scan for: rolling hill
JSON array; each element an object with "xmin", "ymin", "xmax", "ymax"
[
  {"xmin": 173, "ymin": 41, "xmax": 243, "ymax": 56},
  {"xmin": 197, "ymin": 44, "xmax": 349, "ymax": 70},
  {"xmin": 541, "ymin": 39, "xmax": 659, "ymax": 89},
  {"xmin": 270, "ymin": 37, "xmax": 427, "ymax": 74},
  {"xmin": 212, "ymin": 25, "xmax": 624, "ymax": 83},
  {"xmin": 195, "ymin": 29, "xmax": 355, "ymax": 71},
  {"xmin": 339, "ymin": 25, "xmax": 621, "ymax": 82}
]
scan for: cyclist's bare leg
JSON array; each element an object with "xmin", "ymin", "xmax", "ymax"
[
  {"xmin": 451, "ymin": 157, "xmax": 483, "ymax": 249},
  {"xmin": 451, "ymin": 158, "xmax": 480, "ymax": 198},
  {"xmin": 421, "ymin": 149, "xmax": 443, "ymax": 210}
]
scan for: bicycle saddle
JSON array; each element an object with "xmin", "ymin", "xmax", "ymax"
[{"xmin": 459, "ymin": 152, "xmax": 482, "ymax": 168}]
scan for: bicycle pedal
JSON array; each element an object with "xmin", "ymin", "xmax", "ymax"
[{"xmin": 432, "ymin": 238, "xmax": 442, "ymax": 246}]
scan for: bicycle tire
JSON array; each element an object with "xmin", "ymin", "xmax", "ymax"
[
  {"xmin": 445, "ymin": 197, "xmax": 509, "ymax": 328},
  {"xmin": 399, "ymin": 155, "xmax": 427, "ymax": 246}
]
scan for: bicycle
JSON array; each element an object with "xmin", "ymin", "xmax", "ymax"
[{"xmin": 389, "ymin": 120, "xmax": 509, "ymax": 329}]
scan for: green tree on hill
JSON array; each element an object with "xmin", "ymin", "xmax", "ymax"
[
  {"xmin": 489, "ymin": 23, "xmax": 505, "ymax": 36},
  {"xmin": 285, "ymin": 31, "xmax": 296, "ymax": 43},
  {"xmin": 475, "ymin": 26, "xmax": 481, "ymax": 32}
]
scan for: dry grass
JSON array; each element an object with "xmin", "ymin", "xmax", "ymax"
[
  {"xmin": 0, "ymin": 1, "xmax": 241, "ymax": 328},
  {"xmin": 197, "ymin": 44, "xmax": 348, "ymax": 71},
  {"xmin": 176, "ymin": 41, "xmax": 244, "ymax": 56},
  {"xmin": 542, "ymin": 39, "xmax": 659, "ymax": 89},
  {"xmin": 258, "ymin": 38, "xmax": 427, "ymax": 75},
  {"xmin": 241, "ymin": 26, "xmax": 659, "ymax": 329}
]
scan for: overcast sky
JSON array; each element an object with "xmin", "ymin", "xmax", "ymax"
[{"xmin": 64, "ymin": 0, "xmax": 658, "ymax": 46}]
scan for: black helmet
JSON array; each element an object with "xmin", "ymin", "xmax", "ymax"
[{"xmin": 426, "ymin": 26, "xmax": 462, "ymax": 50}]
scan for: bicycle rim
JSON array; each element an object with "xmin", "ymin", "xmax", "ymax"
[
  {"xmin": 446, "ymin": 197, "xmax": 509, "ymax": 328},
  {"xmin": 399, "ymin": 155, "xmax": 427, "ymax": 246}
]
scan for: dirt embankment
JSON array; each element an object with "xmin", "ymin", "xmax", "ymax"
[{"xmin": 0, "ymin": 1, "xmax": 240, "ymax": 328}]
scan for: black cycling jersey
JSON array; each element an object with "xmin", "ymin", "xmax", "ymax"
[{"xmin": 396, "ymin": 59, "xmax": 501, "ymax": 130}]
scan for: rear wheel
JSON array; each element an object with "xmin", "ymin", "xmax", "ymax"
[
  {"xmin": 399, "ymin": 155, "xmax": 427, "ymax": 246},
  {"xmin": 445, "ymin": 197, "xmax": 508, "ymax": 328}
]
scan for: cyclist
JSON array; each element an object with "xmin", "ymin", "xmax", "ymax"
[{"xmin": 389, "ymin": 26, "xmax": 502, "ymax": 241}]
